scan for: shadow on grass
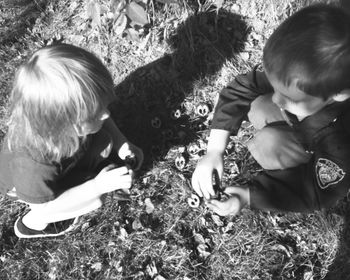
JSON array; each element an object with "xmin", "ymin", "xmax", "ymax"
[
  {"xmin": 109, "ymin": 8, "xmax": 250, "ymax": 170},
  {"xmin": 325, "ymin": 202, "xmax": 350, "ymax": 280},
  {"xmin": 0, "ymin": 9, "xmax": 250, "ymax": 279}
]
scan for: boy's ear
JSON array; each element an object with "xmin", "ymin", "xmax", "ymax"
[{"xmin": 333, "ymin": 89, "xmax": 350, "ymax": 102}]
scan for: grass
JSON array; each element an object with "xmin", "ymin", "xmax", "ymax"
[{"xmin": 1, "ymin": 0, "xmax": 350, "ymax": 279}]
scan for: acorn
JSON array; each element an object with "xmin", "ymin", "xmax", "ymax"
[
  {"xmin": 151, "ymin": 117, "xmax": 162, "ymax": 128},
  {"xmin": 195, "ymin": 103, "xmax": 210, "ymax": 117},
  {"xmin": 188, "ymin": 193, "xmax": 201, "ymax": 208},
  {"xmin": 175, "ymin": 154, "xmax": 187, "ymax": 170},
  {"xmin": 188, "ymin": 142, "xmax": 200, "ymax": 156},
  {"xmin": 170, "ymin": 108, "xmax": 182, "ymax": 120}
]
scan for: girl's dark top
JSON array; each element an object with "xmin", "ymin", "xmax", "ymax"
[
  {"xmin": 0, "ymin": 127, "xmax": 115, "ymax": 204},
  {"xmin": 211, "ymin": 64, "xmax": 350, "ymax": 212}
]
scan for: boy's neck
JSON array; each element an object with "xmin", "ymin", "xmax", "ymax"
[
  {"xmin": 296, "ymin": 115, "xmax": 307, "ymax": 121},
  {"xmin": 294, "ymin": 99, "xmax": 337, "ymax": 122}
]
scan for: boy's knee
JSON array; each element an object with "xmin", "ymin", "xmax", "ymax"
[
  {"xmin": 247, "ymin": 126, "xmax": 310, "ymax": 170},
  {"xmin": 248, "ymin": 94, "xmax": 283, "ymax": 129},
  {"xmin": 248, "ymin": 127, "xmax": 283, "ymax": 154}
]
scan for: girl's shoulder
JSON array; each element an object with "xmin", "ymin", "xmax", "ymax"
[
  {"xmin": 0, "ymin": 145, "xmax": 58, "ymax": 177},
  {"xmin": 0, "ymin": 142, "xmax": 60, "ymax": 203},
  {"xmin": 0, "ymin": 135, "xmax": 59, "ymax": 178}
]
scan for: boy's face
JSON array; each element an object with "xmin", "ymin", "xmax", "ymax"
[{"xmin": 266, "ymin": 72, "xmax": 334, "ymax": 119}]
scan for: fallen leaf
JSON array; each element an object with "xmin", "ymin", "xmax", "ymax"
[
  {"xmin": 119, "ymin": 227, "xmax": 128, "ymax": 240},
  {"xmin": 114, "ymin": 13, "xmax": 127, "ymax": 35},
  {"xmin": 132, "ymin": 218, "xmax": 143, "ymax": 230},
  {"xmin": 125, "ymin": 1, "xmax": 148, "ymax": 26},
  {"xmin": 304, "ymin": 271, "xmax": 314, "ymax": 280},
  {"xmin": 211, "ymin": 214, "xmax": 224, "ymax": 227},
  {"xmin": 194, "ymin": 233, "xmax": 205, "ymax": 244},
  {"xmin": 91, "ymin": 262, "xmax": 102, "ymax": 271},
  {"xmin": 239, "ymin": 52, "xmax": 250, "ymax": 61},
  {"xmin": 197, "ymin": 243, "xmax": 211, "ymax": 259},
  {"xmin": 146, "ymin": 261, "xmax": 158, "ymax": 278},
  {"xmin": 86, "ymin": 0, "xmax": 101, "ymax": 28},
  {"xmin": 145, "ymin": 198, "xmax": 155, "ymax": 214},
  {"xmin": 214, "ymin": 0, "xmax": 224, "ymax": 9},
  {"xmin": 124, "ymin": 28, "xmax": 140, "ymax": 42}
]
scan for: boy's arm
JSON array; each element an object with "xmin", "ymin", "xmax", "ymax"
[
  {"xmin": 192, "ymin": 129, "xmax": 230, "ymax": 199},
  {"xmin": 211, "ymin": 64, "xmax": 273, "ymax": 134},
  {"xmin": 248, "ymin": 131, "xmax": 350, "ymax": 212},
  {"xmin": 192, "ymin": 64, "xmax": 273, "ymax": 199}
]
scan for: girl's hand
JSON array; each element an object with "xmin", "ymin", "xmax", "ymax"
[
  {"xmin": 94, "ymin": 165, "xmax": 133, "ymax": 195},
  {"xmin": 206, "ymin": 186, "xmax": 250, "ymax": 216},
  {"xmin": 118, "ymin": 142, "xmax": 144, "ymax": 170},
  {"xmin": 191, "ymin": 151, "xmax": 224, "ymax": 200}
]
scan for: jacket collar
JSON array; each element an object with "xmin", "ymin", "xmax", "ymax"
[{"xmin": 285, "ymin": 99, "xmax": 350, "ymax": 131}]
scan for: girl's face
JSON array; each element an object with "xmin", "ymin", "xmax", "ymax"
[
  {"xmin": 76, "ymin": 109, "xmax": 110, "ymax": 136},
  {"xmin": 266, "ymin": 72, "xmax": 334, "ymax": 120}
]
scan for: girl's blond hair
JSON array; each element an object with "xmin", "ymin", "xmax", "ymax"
[{"xmin": 7, "ymin": 43, "xmax": 116, "ymax": 163}]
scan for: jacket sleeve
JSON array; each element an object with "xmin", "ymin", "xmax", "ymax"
[
  {"xmin": 211, "ymin": 64, "xmax": 273, "ymax": 134},
  {"xmin": 249, "ymin": 125, "xmax": 350, "ymax": 212}
]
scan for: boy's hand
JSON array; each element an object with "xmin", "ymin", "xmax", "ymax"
[
  {"xmin": 191, "ymin": 151, "xmax": 224, "ymax": 200},
  {"xmin": 206, "ymin": 186, "xmax": 249, "ymax": 216},
  {"xmin": 206, "ymin": 195, "xmax": 241, "ymax": 216},
  {"xmin": 94, "ymin": 165, "xmax": 133, "ymax": 195},
  {"xmin": 118, "ymin": 142, "xmax": 144, "ymax": 170}
]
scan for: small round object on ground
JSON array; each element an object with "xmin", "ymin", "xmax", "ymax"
[
  {"xmin": 188, "ymin": 193, "xmax": 200, "ymax": 208},
  {"xmin": 175, "ymin": 155, "xmax": 186, "ymax": 170}
]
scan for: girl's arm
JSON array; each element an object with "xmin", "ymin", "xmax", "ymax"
[
  {"xmin": 103, "ymin": 117, "xmax": 128, "ymax": 152},
  {"xmin": 103, "ymin": 117, "xmax": 144, "ymax": 169},
  {"xmin": 26, "ymin": 166, "xmax": 132, "ymax": 223}
]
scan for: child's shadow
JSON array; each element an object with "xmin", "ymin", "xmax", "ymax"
[{"xmin": 109, "ymin": 9, "xmax": 249, "ymax": 169}]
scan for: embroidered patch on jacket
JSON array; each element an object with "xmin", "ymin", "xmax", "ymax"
[{"xmin": 315, "ymin": 158, "xmax": 345, "ymax": 189}]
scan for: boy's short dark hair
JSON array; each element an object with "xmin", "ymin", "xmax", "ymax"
[{"xmin": 263, "ymin": 4, "xmax": 350, "ymax": 99}]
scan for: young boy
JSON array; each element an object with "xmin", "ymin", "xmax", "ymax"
[{"xmin": 192, "ymin": 4, "xmax": 350, "ymax": 216}]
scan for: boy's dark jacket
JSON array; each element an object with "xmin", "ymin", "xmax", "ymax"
[{"xmin": 212, "ymin": 64, "xmax": 350, "ymax": 212}]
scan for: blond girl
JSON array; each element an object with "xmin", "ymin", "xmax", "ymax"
[{"xmin": 0, "ymin": 43, "xmax": 143, "ymax": 238}]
